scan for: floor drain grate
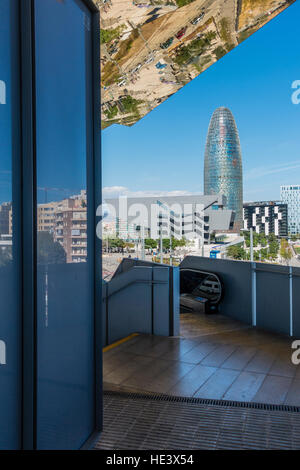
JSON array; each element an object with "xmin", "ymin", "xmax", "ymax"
[
  {"xmin": 97, "ymin": 391, "xmax": 300, "ymax": 449},
  {"xmin": 104, "ymin": 390, "xmax": 300, "ymax": 413}
]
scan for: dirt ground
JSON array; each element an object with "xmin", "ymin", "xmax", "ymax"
[{"xmin": 238, "ymin": 0, "xmax": 282, "ymax": 29}]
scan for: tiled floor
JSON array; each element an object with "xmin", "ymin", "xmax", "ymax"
[{"xmin": 103, "ymin": 313, "xmax": 300, "ymax": 406}]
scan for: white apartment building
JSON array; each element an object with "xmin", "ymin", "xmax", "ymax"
[
  {"xmin": 105, "ymin": 194, "xmax": 235, "ymax": 246},
  {"xmin": 37, "ymin": 190, "xmax": 88, "ymax": 263},
  {"xmin": 243, "ymin": 201, "xmax": 288, "ymax": 237},
  {"xmin": 280, "ymin": 185, "xmax": 300, "ymax": 235}
]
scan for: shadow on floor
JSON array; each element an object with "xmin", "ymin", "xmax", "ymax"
[{"xmin": 103, "ymin": 312, "xmax": 300, "ymax": 406}]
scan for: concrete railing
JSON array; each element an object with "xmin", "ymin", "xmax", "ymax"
[
  {"xmin": 102, "ymin": 261, "xmax": 180, "ymax": 346},
  {"xmin": 180, "ymin": 256, "xmax": 300, "ymax": 338}
]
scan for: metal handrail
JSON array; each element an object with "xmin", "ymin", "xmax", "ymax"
[
  {"xmin": 254, "ymin": 266, "xmax": 296, "ymax": 275},
  {"xmin": 104, "ymin": 279, "xmax": 168, "ymax": 299}
]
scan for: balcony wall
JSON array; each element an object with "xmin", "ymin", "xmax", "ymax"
[
  {"xmin": 180, "ymin": 256, "xmax": 300, "ymax": 338},
  {"xmin": 102, "ymin": 264, "xmax": 180, "ymax": 346}
]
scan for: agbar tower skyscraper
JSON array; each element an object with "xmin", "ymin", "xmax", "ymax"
[{"xmin": 204, "ymin": 107, "xmax": 243, "ymax": 230}]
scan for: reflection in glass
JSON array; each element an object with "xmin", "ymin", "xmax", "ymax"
[
  {"xmin": 0, "ymin": 0, "xmax": 21, "ymax": 450},
  {"xmin": 35, "ymin": 0, "xmax": 94, "ymax": 449}
]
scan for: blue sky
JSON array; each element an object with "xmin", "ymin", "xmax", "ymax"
[
  {"xmin": 102, "ymin": 0, "xmax": 300, "ymax": 202},
  {"xmin": 0, "ymin": 1, "xmax": 12, "ymax": 205}
]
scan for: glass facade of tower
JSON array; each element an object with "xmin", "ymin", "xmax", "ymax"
[
  {"xmin": 280, "ymin": 185, "xmax": 300, "ymax": 234},
  {"xmin": 204, "ymin": 107, "xmax": 243, "ymax": 228}
]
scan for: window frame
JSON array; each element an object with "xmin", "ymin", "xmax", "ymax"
[{"xmin": 20, "ymin": 0, "xmax": 101, "ymax": 450}]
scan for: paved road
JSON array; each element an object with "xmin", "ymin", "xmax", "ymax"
[{"xmin": 290, "ymin": 255, "xmax": 300, "ymax": 268}]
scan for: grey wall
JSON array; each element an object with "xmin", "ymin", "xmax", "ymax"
[
  {"xmin": 37, "ymin": 263, "xmax": 94, "ymax": 449},
  {"xmin": 180, "ymin": 256, "xmax": 300, "ymax": 338},
  {"xmin": 153, "ymin": 267, "xmax": 170, "ymax": 336},
  {"xmin": 0, "ymin": 265, "xmax": 21, "ymax": 449},
  {"xmin": 292, "ymin": 266, "xmax": 300, "ymax": 337},
  {"xmin": 255, "ymin": 263, "xmax": 290, "ymax": 335},
  {"xmin": 103, "ymin": 264, "xmax": 180, "ymax": 345},
  {"xmin": 180, "ymin": 256, "xmax": 252, "ymax": 324},
  {"xmin": 112, "ymin": 258, "xmax": 161, "ymax": 279},
  {"xmin": 105, "ymin": 267, "xmax": 152, "ymax": 344}
]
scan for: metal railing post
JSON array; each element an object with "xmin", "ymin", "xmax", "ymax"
[
  {"xmin": 289, "ymin": 266, "xmax": 293, "ymax": 337},
  {"xmin": 250, "ymin": 227, "xmax": 254, "ymax": 262},
  {"xmin": 251, "ymin": 261, "xmax": 256, "ymax": 326}
]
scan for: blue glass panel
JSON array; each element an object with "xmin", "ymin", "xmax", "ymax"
[
  {"xmin": 0, "ymin": 0, "xmax": 21, "ymax": 450},
  {"xmin": 34, "ymin": 0, "xmax": 94, "ymax": 449}
]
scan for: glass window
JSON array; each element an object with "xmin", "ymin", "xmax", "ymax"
[
  {"xmin": 0, "ymin": 0, "xmax": 21, "ymax": 450},
  {"xmin": 34, "ymin": 0, "xmax": 94, "ymax": 449}
]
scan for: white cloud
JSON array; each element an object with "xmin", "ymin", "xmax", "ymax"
[
  {"xmin": 102, "ymin": 186, "xmax": 128, "ymax": 198},
  {"xmin": 245, "ymin": 159, "xmax": 300, "ymax": 180},
  {"xmin": 102, "ymin": 186, "xmax": 195, "ymax": 199}
]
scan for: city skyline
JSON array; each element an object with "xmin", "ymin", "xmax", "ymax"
[
  {"xmin": 102, "ymin": 0, "xmax": 300, "ymax": 202},
  {"xmin": 0, "ymin": 1, "xmax": 299, "ymax": 207}
]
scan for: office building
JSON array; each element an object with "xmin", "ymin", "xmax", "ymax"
[
  {"xmin": 280, "ymin": 185, "xmax": 300, "ymax": 234},
  {"xmin": 204, "ymin": 107, "xmax": 243, "ymax": 230},
  {"xmin": 106, "ymin": 194, "xmax": 234, "ymax": 244}
]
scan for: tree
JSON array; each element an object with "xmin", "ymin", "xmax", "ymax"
[
  {"xmin": 260, "ymin": 248, "xmax": 268, "ymax": 260},
  {"xmin": 269, "ymin": 240, "xmax": 279, "ymax": 259},
  {"xmin": 268, "ymin": 233, "xmax": 277, "ymax": 243},
  {"xmin": 162, "ymin": 238, "xmax": 170, "ymax": 251},
  {"xmin": 124, "ymin": 241, "xmax": 135, "ymax": 250},
  {"xmin": 291, "ymin": 233, "xmax": 300, "ymax": 241},
  {"xmin": 160, "ymin": 237, "xmax": 188, "ymax": 251},
  {"xmin": 100, "ymin": 25, "xmax": 125, "ymax": 44},
  {"xmin": 37, "ymin": 231, "xmax": 66, "ymax": 265},
  {"xmin": 226, "ymin": 244, "xmax": 246, "ymax": 260},
  {"xmin": 253, "ymin": 233, "xmax": 259, "ymax": 247},
  {"xmin": 145, "ymin": 238, "xmax": 157, "ymax": 250},
  {"xmin": 0, "ymin": 246, "xmax": 12, "ymax": 267},
  {"xmin": 210, "ymin": 231, "xmax": 216, "ymax": 243},
  {"xmin": 173, "ymin": 237, "xmax": 188, "ymax": 248},
  {"xmin": 108, "ymin": 238, "xmax": 125, "ymax": 249},
  {"xmin": 213, "ymin": 46, "xmax": 226, "ymax": 60},
  {"xmin": 261, "ymin": 238, "xmax": 267, "ymax": 247},
  {"xmin": 280, "ymin": 238, "xmax": 292, "ymax": 265},
  {"xmin": 176, "ymin": 0, "xmax": 196, "ymax": 7}
]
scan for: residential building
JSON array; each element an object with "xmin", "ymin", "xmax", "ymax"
[
  {"xmin": 0, "ymin": 202, "xmax": 11, "ymax": 235},
  {"xmin": 37, "ymin": 201, "xmax": 58, "ymax": 232},
  {"xmin": 54, "ymin": 193, "xmax": 87, "ymax": 264},
  {"xmin": 243, "ymin": 201, "xmax": 288, "ymax": 237},
  {"xmin": 280, "ymin": 185, "xmax": 300, "ymax": 234}
]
